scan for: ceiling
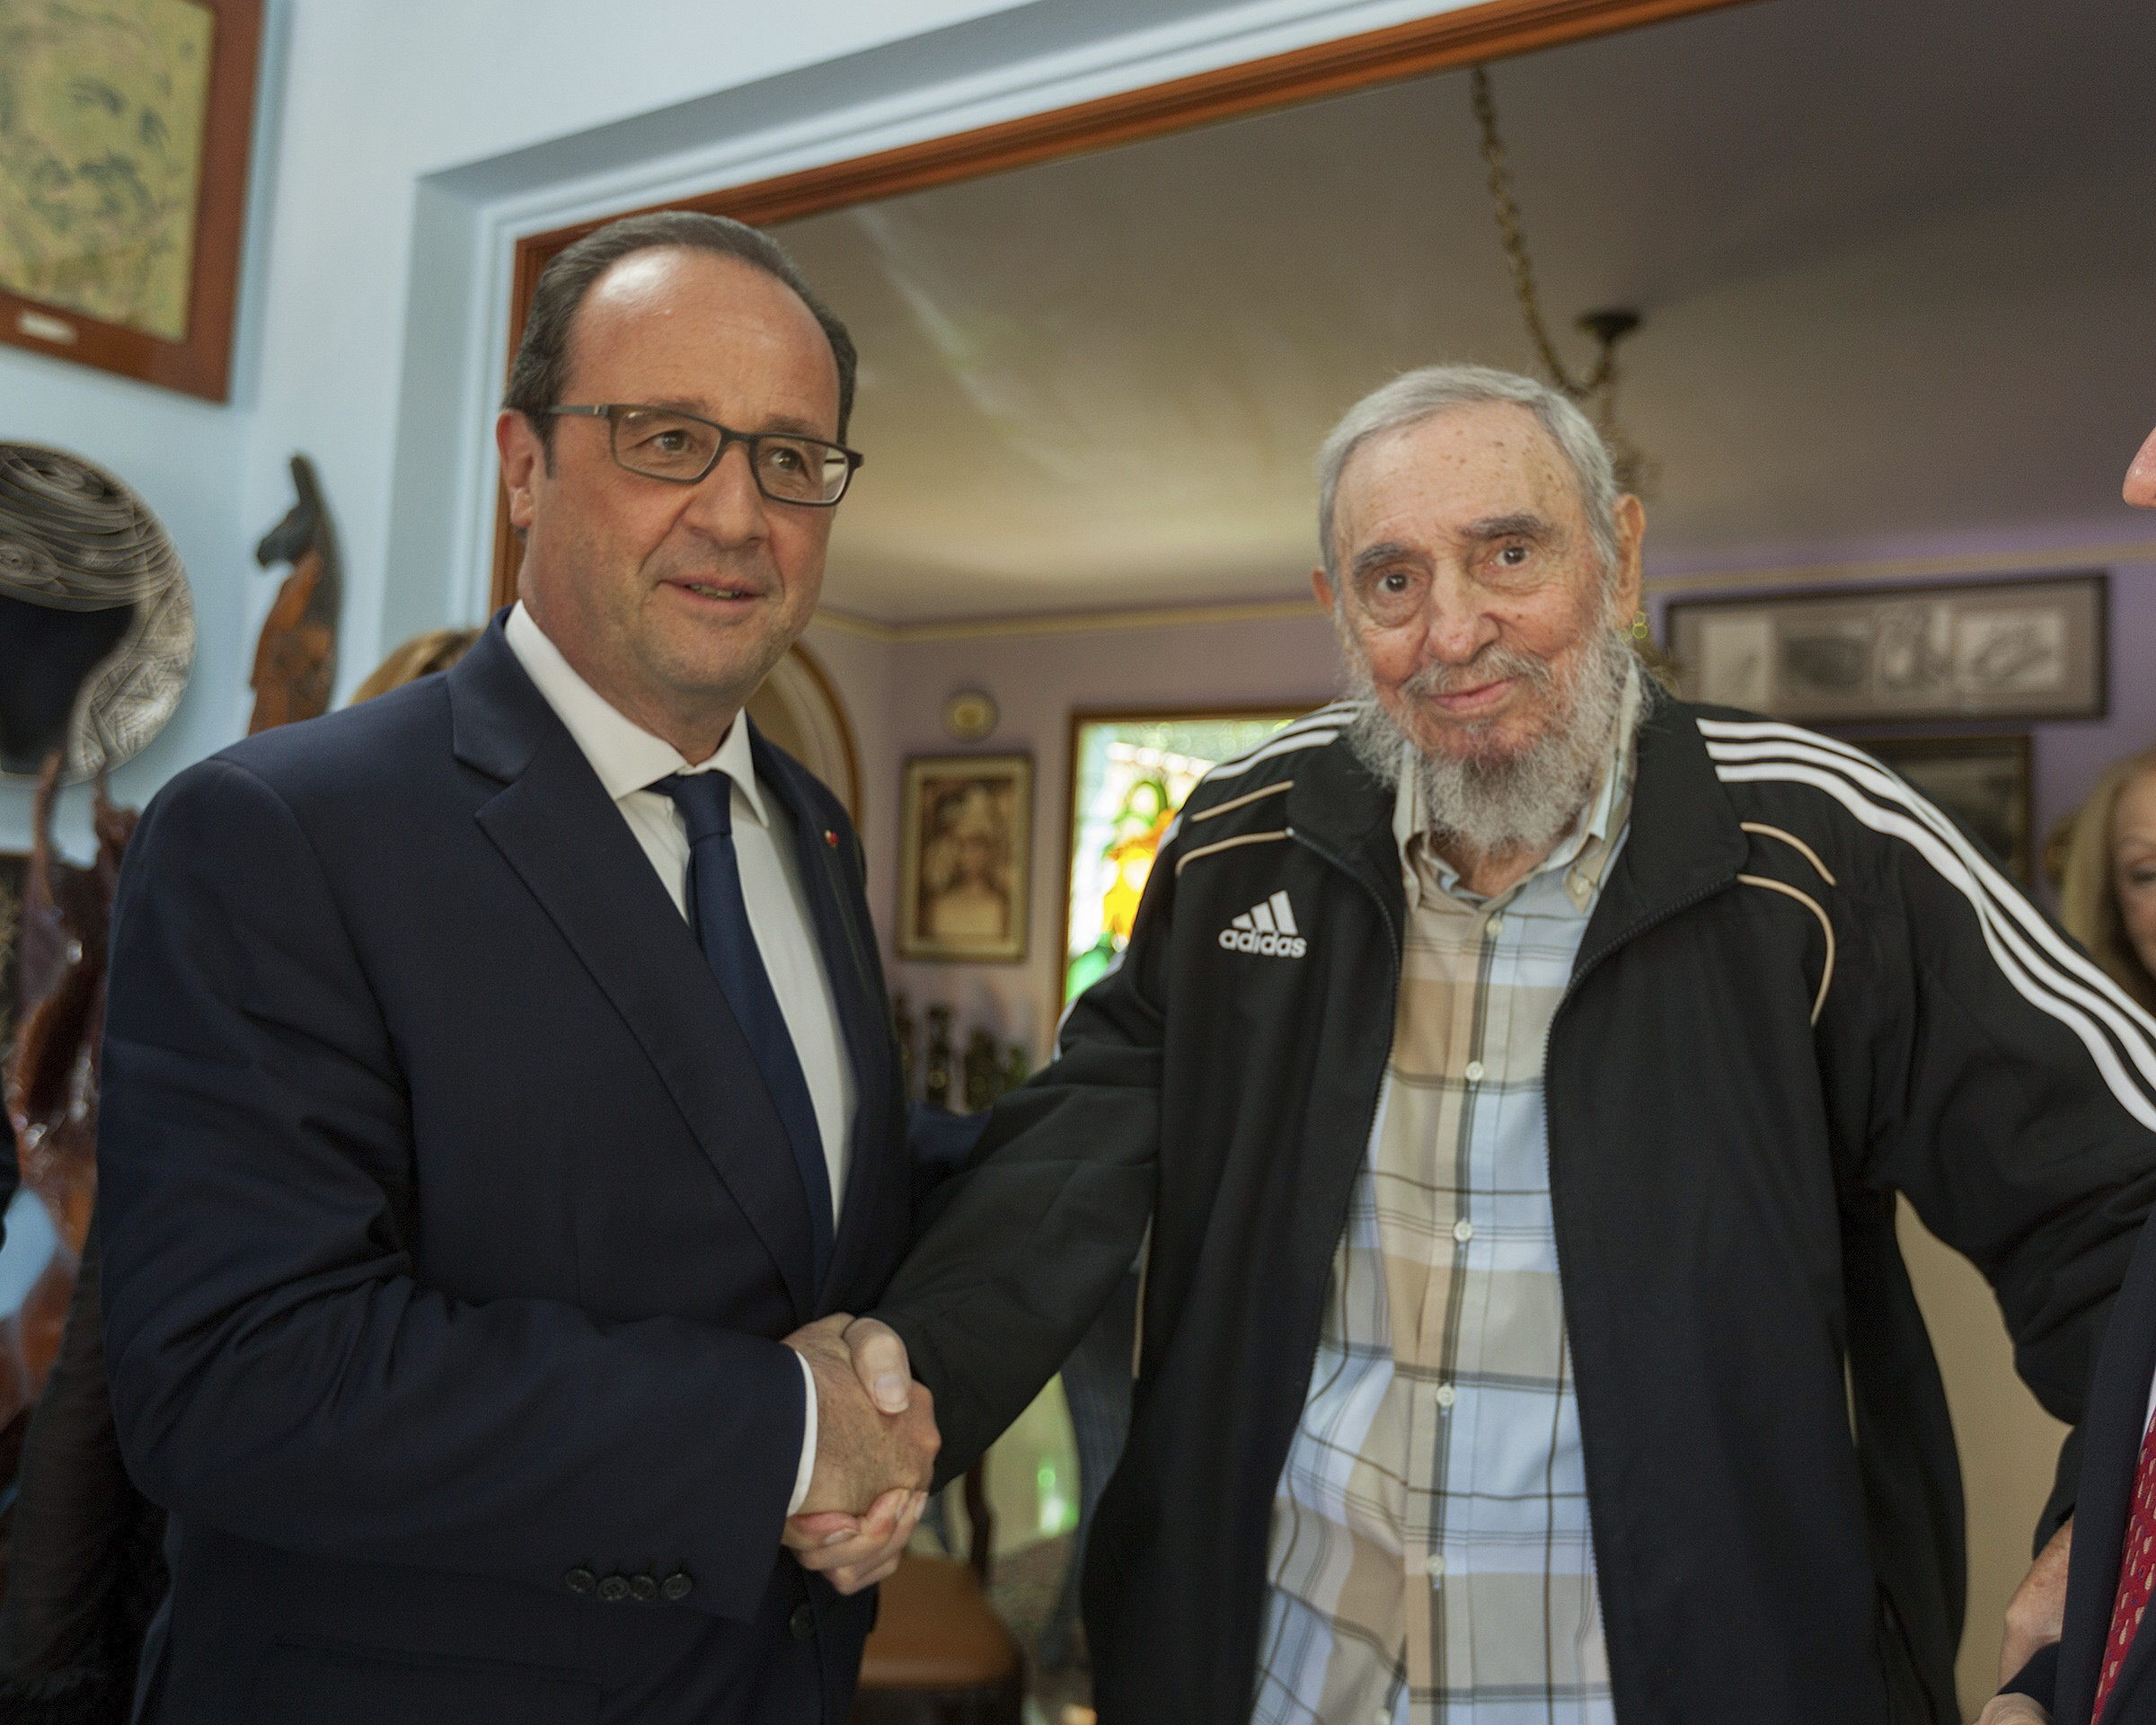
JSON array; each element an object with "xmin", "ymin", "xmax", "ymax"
[{"xmin": 777, "ymin": 0, "xmax": 2156, "ymax": 624}]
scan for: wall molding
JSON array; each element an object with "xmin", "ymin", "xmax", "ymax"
[
  {"xmin": 813, "ymin": 594, "xmax": 1323, "ymax": 643},
  {"xmin": 1645, "ymin": 539, "xmax": 2156, "ymax": 598}
]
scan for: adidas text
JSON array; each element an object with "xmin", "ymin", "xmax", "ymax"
[{"xmin": 1220, "ymin": 890, "xmax": 1307, "ymax": 959}]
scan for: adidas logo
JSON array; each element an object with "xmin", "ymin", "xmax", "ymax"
[{"xmin": 1218, "ymin": 890, "xmax": 1308, "ymax": 958}]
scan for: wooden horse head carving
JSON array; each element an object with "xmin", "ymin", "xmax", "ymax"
[{"xmin": 248, "ymin": 453, "xmax": 341, "ymax": 735}]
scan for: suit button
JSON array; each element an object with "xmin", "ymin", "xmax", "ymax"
[
  {"xmin": 789, "ymin": 1602, "xmax": 816, "ymax": 1641},
  {"xmin": 661, "ymin": 1572, "xmax": 693, "ymax": 1602},
  {"xmin": 630, "ymin": 1574, "xmax": 658, "ymax": 1603},
  {"xmin": 598, "ymin": 1575, "xmax": 630, "ymax": 1604},
  {"xmin": 565, "ymin": 1568, "xmax": 596, "ymax": 1597}
]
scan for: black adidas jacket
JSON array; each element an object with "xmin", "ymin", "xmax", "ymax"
[{"xmin": 877, "ymin": 694, "xmax": 2156, "ymax": 1723}]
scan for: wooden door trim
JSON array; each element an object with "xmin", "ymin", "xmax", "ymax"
[{"xmin": 490, "ymin": 0, "xmax": 1757, "ymax": 608}]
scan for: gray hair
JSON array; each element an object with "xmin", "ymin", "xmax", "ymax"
[{"xmin": 1315, "ymin": 364, "xmax": 1621, "ymax": 582}]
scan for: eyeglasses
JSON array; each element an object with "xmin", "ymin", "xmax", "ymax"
[{"xmin": 547, "ymin": 404, "xmax": 863, "ymax": 506}]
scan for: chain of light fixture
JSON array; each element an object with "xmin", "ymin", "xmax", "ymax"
[{"xmin": 1469, "ymin": 66, "xmax": 1654, "ymax": 496}]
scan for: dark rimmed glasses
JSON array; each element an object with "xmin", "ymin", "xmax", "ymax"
[{"xmin": 548, "ymin": 404, "xmax": 863, "ymax": 506}]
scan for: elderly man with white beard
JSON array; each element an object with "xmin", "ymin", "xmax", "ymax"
[{"xmin": 793, "ymin": 367, "xmax": 2156, "ymax": 1725}]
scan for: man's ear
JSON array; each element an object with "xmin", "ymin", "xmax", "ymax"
[
  {"xmin": 495, "ymin": 411, "xmax": 544, "ymax": 535},
  {"xmin": 1310, "ymin": 564, "xmax": 1335, "ymax": 612},
  {"xmin": 1608, "ymin": 493, "xmax": 1647, "ymax": 625}
]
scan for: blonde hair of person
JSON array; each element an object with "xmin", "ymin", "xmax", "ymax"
[
  {"xmin": 2054, "ymin": 746, "xmax": 2156, "ymax": 1014},
  {"xmin": 349, "ymin": 628, "xmax": 482, "ymax": 704}
]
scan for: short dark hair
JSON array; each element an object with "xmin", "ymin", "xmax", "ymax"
[{"xmin": 502, "ymin": 210, "xmax": 858, "ymax": 447}]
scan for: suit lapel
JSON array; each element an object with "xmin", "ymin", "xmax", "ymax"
[
  {"xmin": 752, "ymin": 732, "xmax": 899, "ymax": 1307},
  {"xmin": 2057, "ymin": 1220, "xmax": 2156, "ymax": 1721},
  {"xmin": 449, "ymin": 626, "xmax": 818, "ymax": 1321}
]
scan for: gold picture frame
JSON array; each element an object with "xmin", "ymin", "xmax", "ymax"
[
  {"xmin": 0, "ymin": 0, "xmax": 264, "ymax": 400},
  {"xmin": 897, "ymin": 753, "xmax": 1032, "ymax": 963}
]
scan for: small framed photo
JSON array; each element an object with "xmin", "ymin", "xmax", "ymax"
[
  {"xmin": 1666, "ymin": 573, "xmax": 2107, "ymax": 725},
  {"xmin": 897, "ymin": 754, "xmax": 1033, "ymax": 963},
  {"xmin": 1857, "ymin": 733, "xmax": 2034, "ymax": 884}
]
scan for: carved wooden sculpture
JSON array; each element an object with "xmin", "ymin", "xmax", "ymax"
[
  {"xmin": 247, "ymin": 454, "xmax": 340, "ymax": 735},
  {"xmin": 0, "ymin": 759, "xmax": 156, "ymax": 1721}
]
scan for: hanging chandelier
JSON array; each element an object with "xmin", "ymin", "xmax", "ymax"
[{"xmin": 1470, "ymin": 66, "xmax": 1657, "ymax": 497}]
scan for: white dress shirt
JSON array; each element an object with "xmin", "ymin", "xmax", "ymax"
[{"xmin": 505, "ymin": 602, "xmax": 852, "ymax": 1513}]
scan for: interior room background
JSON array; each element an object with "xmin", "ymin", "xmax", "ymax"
[{"xmin": 5, "ymin": 0, "xmax": 2155, "ymax": 1716}]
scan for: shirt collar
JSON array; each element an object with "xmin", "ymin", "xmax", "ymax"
[
  {"xmin": 503, "ymin": 600, "xmax": 770, "ymax": 827},
  {"xmin": 1392, "ymin": 662, "xmax": 1642, "ymax": 905}
]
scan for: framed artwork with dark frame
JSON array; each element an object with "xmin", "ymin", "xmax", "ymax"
[
  {"xmin": 0, "ymin": 0, "xmax": 265, "ymax": 400},
  {"xmin": 897, "ymin": 753, "xmax": 1033, "ymax": 963},
  {"xmin": 1666, "ymin": 573, "xmax": 2107, "ymax": 727},
  {"xmin": 1856, "ymin": 733, "xmax": 2034, "ymax": 885}
]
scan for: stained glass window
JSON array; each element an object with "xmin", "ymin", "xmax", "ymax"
[{"xmin": 1064, "ymin": 711, "xmax": 1307, "ymax": 1007}]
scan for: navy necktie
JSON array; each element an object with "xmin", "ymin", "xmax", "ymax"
[{"xmin": 653, "ymin": 771, "xmax": 835, "ymax": 1285}]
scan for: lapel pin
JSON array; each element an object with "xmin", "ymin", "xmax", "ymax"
[{"xmin": 824, "ymin": 829, "xmax": 839, "ymax": 847}]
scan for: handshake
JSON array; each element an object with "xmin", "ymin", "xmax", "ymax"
[{"xmin": 781, "ymin": 1314, "xmax": 940, "ymax": 1595}]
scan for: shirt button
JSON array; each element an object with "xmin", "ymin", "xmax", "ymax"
[
  {"xmin": 1454, "ymin": 1218, "xmax": 1474, "ymax": 1243},
  {"xmin": 1486, "ymin": 914, "xmax": 1505, "ymax": 936},
  {"xmin": 1426, "ymin": 1552, "xmax": 1446, "ymax": 1580},
  {"xmin": 564, "ymin": 1568, "xmax": 596, "ymax": 1596},
  {"xmin": 1435, "ymin": 1384, "xmax": 1456, "ymax": 1409},
  {"xmin": 1463, "ymin": 1060, "xmax": 1486, "ymax": 1084},
  {"xmin": 630, "ymin": 1573, "xmax": 658, "ymax": 1603},
  {"xmin": 597, "ymin": 1575, "xmax": 630, "ymax": 1604},
  {"xmin": 789, "ymin": 1602, "xmax": 817, "ymax": 1641},
  {"xmin": 661, "ymin": 1571, "xmax": 694, "ymax": 1602}
]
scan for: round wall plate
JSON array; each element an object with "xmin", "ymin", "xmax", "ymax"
[{"xmin": 941, "ymin": 688, "xmax": 998, "ymax": 742}]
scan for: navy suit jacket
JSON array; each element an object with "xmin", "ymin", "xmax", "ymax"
[
  {"xmin": 2008, "ymin": 1212, "xmax": 2156, "ymax": 1722},
  {"xmin": 96, "ymin": 621, "xmax": 910, "ymax": 1725}
]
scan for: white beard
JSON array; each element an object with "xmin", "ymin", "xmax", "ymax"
[{"xmin": 1340, "ymin": 624, "xmax": 1641, "ymax": 861}]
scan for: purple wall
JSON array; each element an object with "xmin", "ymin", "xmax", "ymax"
[{"xmin": 805, "ymin": 609, "xmax": 1340, "ymax": 1058}]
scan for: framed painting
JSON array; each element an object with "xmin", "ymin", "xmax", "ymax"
[
  {"xmin": 897, "ymin": 753, "xmax": 1033, "ymax": 963},
  {"xmin": 1857, "ymin": 733, "xmax": 2034, "ymax": 884},
  {"xmin": 1061, "ymin": 705, "xmax": 1313, "ymax": 1015},
  {"xmin": 1666, "ymin": 573, "xmax": 2107, "ymax": 726},
  {"xmin": 0, "ymin": 0, "xmax": 264, "ymax": 400}
]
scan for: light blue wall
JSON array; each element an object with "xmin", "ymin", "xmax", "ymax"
[{"xmin": 0, "ymin": 0, "xmax": 1471, "ymax": 858}]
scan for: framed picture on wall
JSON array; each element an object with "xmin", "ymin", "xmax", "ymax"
[
  {"xmin": 897, "ymin": 753, "xmax": 1033, "ymax": 963},
  {"xmin": 0, "ymin": 0, "xmax": 265, "ymax": 400},
  {"xmin": 1665, "ymin": 573, "xmax": 2107, "ymax": 726},
  {"xmin": 1856, "ymin": 733, "xmax": 2034, "ymax": 884},
  {"xmin": 1061, "ymin": 706, "xmax": 1313, "ymax": 1017}
]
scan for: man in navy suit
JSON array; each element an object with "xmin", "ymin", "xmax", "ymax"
[
  {"xmin": 1985, "ymin": 420, "xmax": 2156, "ymax": 1725},
  {"xmin": 96, "ymin": 211, "xmax": 933, "ymax": 1725}
]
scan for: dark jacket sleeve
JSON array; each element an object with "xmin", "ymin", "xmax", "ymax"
[
  {"xmin": 95, "ymin": 758, "xmax": 805, "ymax": 1621},
  {"xmin": 1853, "ymin": 810, "xmax": 2156, "ymax": 1540},
  {"xmin": 873, "ymin": 839, "xmax": 1171, "ymax": 1485},
  {"xmin": 2000, "ymin": 1641, "xmax": 2059, "ymax": 1708}
]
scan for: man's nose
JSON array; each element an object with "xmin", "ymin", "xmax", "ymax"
[
  {"xmin": 682, "ymin": 441, "xmax": 772, "ymax": 541},
  {"xmin": 1416, "ymin": 570, "xmax": 1499, "ymax": 663},
  {"xmin": 2126, "ymin": 427, "xmax": 2156, "ymax": 509}
]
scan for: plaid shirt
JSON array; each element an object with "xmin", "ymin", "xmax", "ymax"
[{"xmin": 1251, "ymin": 679, "xmax": 1639, "ymax": 1725}]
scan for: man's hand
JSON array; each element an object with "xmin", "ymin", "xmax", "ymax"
[
  {"xmin": 781, "ymin": 1315, "xmax": 931, "ymax": 1594},
  {"xmin": 783, "ymin": 1314, "xmax": 939, "ymax": 1514},
  {"xmin": 2001, "ymin": 1519, "xmax": 2072, "ymax": 1685},
  {"xmin": 1975, "ymin": 1699, "xmax": 2050, "ymax": 1725}
]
